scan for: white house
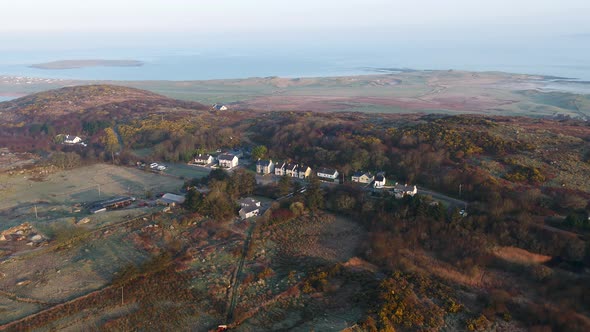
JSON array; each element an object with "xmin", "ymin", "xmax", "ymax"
[
  {"xmin": 64, "ymin": 135, "xmax": 82, "ymax": 144},
  {"xmin": 393, "ymin": 184, "xmax": 418, "ymax": 199},
  {"xmin": 256, "ymin": 159, "xmax": 275, "ymax": 175},
  {"xmin": 218, "ymin": 154, "xmax": 238, "ymax": 169},
  {"xmin": 212, "ymin": 104, "xmax": 228, "ymax": 111},
  {"xmin": 317, "ymin": 168, "xmax": 339, "ymax": 180},
  {"xmin": 374, "ymin": 172, "xmax": 386, "ymax": 188},
  {"xmin": 194, "ymin": 154, "xmax": 214, "ymax": 165},
  {"xmin": 285, "ymin": 163, "xmax": 299, "ymax": 177},
  {"xmin": 274, "ymin": 162, "xmax": 287, "ymax": 176},
  {"xmin": 238, "ymin": 197, "xmax": 261, "ymax": 220},
  {"xmin": 352, "ymin": 171, "xmax": 374, "ymax": 184},
  {"xmin": 239, "ymin": 206, "xmax": 260, "ymax": 220}
]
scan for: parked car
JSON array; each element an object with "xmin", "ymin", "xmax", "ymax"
[{"xmin": 150, "ymin": 162, "xmax": 159, "ymax": 169}]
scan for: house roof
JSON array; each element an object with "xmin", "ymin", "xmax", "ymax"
[
  {"xmin": 159, "ymin": 193, "xmax": 186, "ymax": 204},
  {"xmin": 257, "ymin": 159, "xmax": 272, "ymax": 166},
  {"xmin": 195, "ymin": 154, "xmax": 212, "ymax": 160},
  {"xmin": 317, "ymin": 167, "xmax": 337, "ymax": 175},
  {"xmin": 238, "ymin": 197, "xmax": 260, "ymax": 207},
  {"xmin": 375, "ymin": 174, "xmax": 386, "ymax": 182},
  {"xmin": 65, "ymin": 135, "xmax": 79, "ymax": 140},
  {"xmin": 275, "ymin": 162, "xmax": 286, "ymax": 169},
  {"xmin": 394, "ymin": 184, "xmax": 416, "ymax": 192},
  {"xmin": 297, "ymin": 164, "xmax": 310, "ymax": 172},
  {"xmin": 353, "ymin": 171, "xmax": 373, "ymax": 178},
  {"xmin": 218, "ymin": 154, "xmax": 236, "ymax": 161},
  {"xmin": 286, "ymin": 163, "xmax": 298, "ymax": 170}
]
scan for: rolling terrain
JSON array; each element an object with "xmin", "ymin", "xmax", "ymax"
[
  {"xmin": 0, "ymin": 82, "xmax": 589, "ymax": 331},
  {"xmin": 1, "ymin": 70, "xmax": 590, "ymax": 119}
]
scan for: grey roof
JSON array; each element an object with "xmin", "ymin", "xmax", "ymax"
[
  {"xmin": 286, "ymin": 163, "xmax": 298, "ymax": 170},
  {"xmin": 195, "ymin": 154, "xmax": 212, "ymax": 160},
  {"xmin": 218, "ymin": 153, "xmax": 236, "ymax": 161},
  {"xmin": 238, "ymin": 197, "xmax": 260, "ymax": 206},
  {"xmin": 353, "ymin": 171, "xmax": 372, "ymax": 178},
  {"xmin": 257, "ymin": 159, "xmax": 272, "ymax": 166},
  {"xmin": 317, "ymin": 167, "xmax": 337, "ymax": 175},
  {"xmin": 375, "ymin": 174, "xmax": 385, "ymax": 182}
]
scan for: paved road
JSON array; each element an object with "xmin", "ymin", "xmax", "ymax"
[{"xmin": 417, "ymin": 186, "xmax": 468, "ymax": 207}]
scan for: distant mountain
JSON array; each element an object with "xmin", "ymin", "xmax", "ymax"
[{"xmin": 0, "ymin": 84, "xmax": 206, "ymax": 125}]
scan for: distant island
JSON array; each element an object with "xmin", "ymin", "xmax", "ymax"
[{"xmin": 30, "ymin": 59, "xmax": 144, "ymax": 70}]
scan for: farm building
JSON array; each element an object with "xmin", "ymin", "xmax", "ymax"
[
  {"xmin": 157, "ymin": 193, "xmax": 186, "ymax": 206},
  {"xmin": 89, "ymin": 196, "xmax": 135, "ymax": 214}
]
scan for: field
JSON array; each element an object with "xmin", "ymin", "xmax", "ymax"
[{"xmin": 2, "ymin": 70, "xmax": 590, "ymax": 119}]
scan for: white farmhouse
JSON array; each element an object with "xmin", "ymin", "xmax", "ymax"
[
  {"xmin": 317, "ymin": 168, "xmax": 339, "ymax": 181},
  {"xmin": 194, "ymin": 154, "xmax": 214, "ymax": 165},
  {"xmin": 218, "ymin": 154, "xmax": 238, "ymax": 169},
  {"xmin": 374, "ymin": 172, "xmax": 386, "ymax": 188},
  {"xmin": 64, "ymin": 135, "xmax": 82, "ymax": 144}
]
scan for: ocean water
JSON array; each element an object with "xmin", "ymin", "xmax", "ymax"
[{"xmin": 0, "ymin": 38, "xmax": 589, "ymax": 83}]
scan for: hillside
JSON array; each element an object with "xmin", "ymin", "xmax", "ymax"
[{"xmin": 0, "ymin": 84, "xmax": 207, "ymax": 126}]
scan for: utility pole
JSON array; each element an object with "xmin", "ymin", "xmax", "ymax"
[
  {"xmin": 98, "ymin": 184, "xmax": 101, "ymax": 197},
  {"xmin": 121, "ymin": 286, "xmax": 124, "ymax": 306},
  {"xmin": 34, "ymin": 205, "xmax": 38, "ymax": 219},
  {"xmin": 459, "ymin": 184, "xmax": 462, "ymax": 197}
]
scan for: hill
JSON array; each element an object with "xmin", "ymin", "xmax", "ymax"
[{"xmin": 0, "ymin": 84, "xmax": 206, "ymax": 125}]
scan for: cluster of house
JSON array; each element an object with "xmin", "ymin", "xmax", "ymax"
[
  {"xmin": 255, "ymin": 159, "xmax": 338, "ymax": 181},
  {"xmin": 238, "ymin": 197, "xmax": 261, "ymax": 220},
  {"xmin": 194, "ymin": 150, "xmax": 241, "ymax": 169},
  {"xmin": 257, "ymin": 159, "xmax": 418, "ymax": 199}
]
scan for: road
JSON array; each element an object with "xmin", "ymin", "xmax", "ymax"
[{"xmin": 417, "ymin": 186, "xmax": 468, "ymax": 207}]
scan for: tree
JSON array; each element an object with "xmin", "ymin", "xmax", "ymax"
[
  {"xmin": 252, "ymin": 145, "xmax": 268, "ymax": 160},
  {"xmin": 278, "ymin": 175, "xmax": 292, "ymax": 197},
  {"xmin": 305, "ymin": 175, "xmax": 324, "ymax": 211},
  {"xmin": 102, "ymin": 127, "xmax": 120, "ymax": 160},
  {"xmin": 184, "ymin": 188, "xmax": 204, "ymax": 213}
]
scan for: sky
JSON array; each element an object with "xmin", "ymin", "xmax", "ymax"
[{"xmin": 1, "ymin": 0, "xmax": 589, "ymax": 51}]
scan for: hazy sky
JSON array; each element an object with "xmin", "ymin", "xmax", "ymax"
[{"xmin": 2, "ymin": 0, "xmax": 589, "ymax": 50}]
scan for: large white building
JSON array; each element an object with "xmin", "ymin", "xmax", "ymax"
[{"xmin": 218, "ymin": 154, "xmax": 238, "ymax": 169}]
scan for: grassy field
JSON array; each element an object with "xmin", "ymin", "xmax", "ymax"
[{"xmin": 0, "ymin": 164, "xmax": 184, "ymax": 230}]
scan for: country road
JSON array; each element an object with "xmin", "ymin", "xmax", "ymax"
[{"xmin": 417, "ymin": 186, "xmax": 468, "ymax": 207}]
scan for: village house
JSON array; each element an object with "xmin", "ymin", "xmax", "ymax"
[
  {"xmin": 297, "ymin": 165, "xmax": 312, "ymax": 179},
  {"xmin": 194, "ymin": 154, "xmax": 214, "ymax": 165},
  {"xmin": 374, "ymin": 172, "xmax": 386, "ymax": 188},
  {"xmin": 218, "ymin": 154, "xmax": 239, "ymax": 169},
  {"xmin": 212, "ymin": 103, "xmax": 228, "ymax": 111},
  {"xmin": 285, "ymin": 163, "xmax": 299, "ymax": 177},
  {"xmin": 352, "ymin": 171, "xmax": 374, "ymax": 184},
  {"xmin": 317, "ymin": 167, "xmax": 339, "ymax": 181},
  {"xmin": 239, "ymin": 205, "xmax": 260, "ymax": 219},
  {"xmin": 64, "ymin": 135, "xmax": 82, "ymax": 144},
  {"xmin": 393, "ymin": 184, "xmax": 418, "ymax": 199},
  {"xmin": 274, "ymin": 161, "xmax": 287, "ymax": 176},
  {"xmin": 256, "ymin": 159, "xmax": 275, "ymax": 175},
  {"xmin": 238, "ymin": 197, "xmax": 261, "ymax": 220}
]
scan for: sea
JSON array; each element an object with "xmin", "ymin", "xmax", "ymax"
[{"xmin": 1, "ymin": 37, "xmax": 590, "ymax": 98}]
